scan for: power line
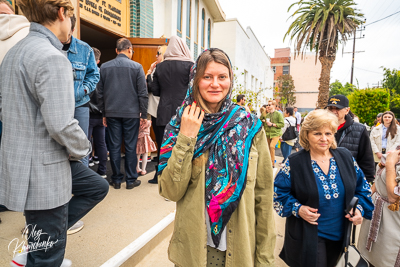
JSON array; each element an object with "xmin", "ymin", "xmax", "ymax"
[
  {"xmin": 364, "ymin": 10, "xmax": 400, "ymax": 27},
  {"xmin": 354, "ymin": 67, "xmax": 382, "ymax": 75}
]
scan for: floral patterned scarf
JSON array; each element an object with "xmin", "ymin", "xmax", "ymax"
[{"xmin": 157, "ymin": 49, "xmax": 262, "ymax": 247}]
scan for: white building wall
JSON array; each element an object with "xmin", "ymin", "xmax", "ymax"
[
  {"xmin": 213, "ymin": 19, "xmax": 273, "ymax": 108},
  {"xmin": 153, "ymin": 0, "xmax": 216, "ymax": 59}
]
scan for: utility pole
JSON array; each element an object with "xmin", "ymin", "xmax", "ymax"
[
  {"xmin": 344, "ymin": 24, "xmax": 365, "ymax": 85},
  {"xmin": 350, "ymin": 30, "xmax": 356, "ymax": 85}
]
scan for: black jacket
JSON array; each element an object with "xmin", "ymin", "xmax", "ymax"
[
  {"xmin": 149, "ymin": 60, "xmax": 193, "ymax": 126},
  {"xmin": 97, "ymin": 54, "xmax": 148, "ymax": 119},
  {"xmin": 335, "ymin": 114, "xmax": 375, "ymax": 182},
  {"xmin": 280, "ymin": 148, "xmax": 357, "ymax": 267}
]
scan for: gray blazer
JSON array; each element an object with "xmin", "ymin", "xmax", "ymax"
[{"xmin": 0, "ymin": 23, "xmax": 91, "ymax": 212}]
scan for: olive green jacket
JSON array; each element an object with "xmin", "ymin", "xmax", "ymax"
[
  {"xmin": 158, "ymin": 130, "xmax": 276, "ymax": 267},
  {"xmin": 264, "ymin": 111, "xmax": 284, "ymax": 138}
]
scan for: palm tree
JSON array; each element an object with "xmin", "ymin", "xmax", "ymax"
[{"xmin": 284, "ymin": 0, "xmax": 364, "ymax": 108}]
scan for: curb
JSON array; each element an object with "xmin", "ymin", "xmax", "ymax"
[{"xmin": 100, "ymin": 211, "xmax": 175, "ymax": 267}]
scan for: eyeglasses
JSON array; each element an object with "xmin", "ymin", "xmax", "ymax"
[{"xmin": 156, "ymin": 51, "xmax": 161, "ymax": 56}]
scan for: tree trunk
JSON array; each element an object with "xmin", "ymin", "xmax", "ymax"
[{"xmin": 317, "ymin": 40, "xmax": 337, "ymax": 109}]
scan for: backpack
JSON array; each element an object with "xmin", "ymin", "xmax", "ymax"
[{"xmin": 282, "ymin": 119, "xmax": 298, "ymax": 141}]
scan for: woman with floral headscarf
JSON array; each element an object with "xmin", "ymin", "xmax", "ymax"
[{"xmin": 157, "ymin": 48, "xmax": 276, "ymax": 267}]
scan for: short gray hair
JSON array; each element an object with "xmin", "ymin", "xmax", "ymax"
[{"xmin": 116, "ymin": 38, "xmax": 132, "ymax": 52}]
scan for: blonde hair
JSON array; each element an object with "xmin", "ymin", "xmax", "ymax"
[
  {"xmin": 158, "ymin": 45, "xmax": 167, "ymax": 60},
  {"xmin": 300, "ymin": 109, "xmax": 338, "ymax": 151},
  {"xmin": 268, "ymin": 100, "xmax": 277, "ymax": 106},
  {"xmin": 192, "ymin": 49, "xmax": 233, "ymax": 113},
  {"xmin": 17, "ymin": 0, "xmax": 74, "ymax": 24}
]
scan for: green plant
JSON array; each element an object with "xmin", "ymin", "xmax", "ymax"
[
  {"xmin": 285, "ymin": 0, "xmax": 364, "ymax": 108},
  {"xmin": 348, "ymin": 88, "xmax": 390, "ymax": 126},
  {"xmin": 382, "ymin": 67, "xmax": 400, "ymax": 117},
  {"xmin": 275, "ymin": 74, "xmax": 296, "ymax": 108},
  {"xmin": 329, "ymin": 80, "xmax": 356, "ymax": 96}
]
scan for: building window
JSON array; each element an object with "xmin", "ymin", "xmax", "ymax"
[
  {"xmin": 201, "ymin": 9, "xmax": 205, "ymax": 49},
  {"xmin": 186, "ymin": 0, "xmax": 191, "ymax": 38},
  {"xmin": 194, "ymin": 0, "xmax": 199, "ymax": 43},
  {"xmin": 177, "ymin": 0, "xmax": 183, "ymax": 34},
  {"xmin": 207, "ymin": 19, "xmax": 211, "ymax": 48},
  {"xmin": 272, "ymin": 66, "xmax": 276, "ymax": 73},
  {"xmin": 283, "ymin": 65, "xmax": 289, "ymax": 75}
]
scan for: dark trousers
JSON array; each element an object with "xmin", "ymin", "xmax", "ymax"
[
  {"xmin": 316, "ymin": 236, "xmax": 343, "ymax": 267},
  {"xmin": 152, "ymin": 116, "xmax": 165, "ymax": 180},
  {"xmin": 88, "ymin": 118, "xmax": 107, "ymax": 175},
  {"xmin": 106, "ymin": 117, "xmax": 140, "ymax": 184},
  {"xmin": 24, "ymin": 161, "xmax": 109, "ymax": 266}
]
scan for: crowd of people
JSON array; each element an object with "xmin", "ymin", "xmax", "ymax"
[{"xmin": 0, "ymin": 0, "xmax": 399, "ymax": 267}]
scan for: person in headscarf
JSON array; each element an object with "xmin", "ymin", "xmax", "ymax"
[
  {"xmin": 148, "ymin": 35, "xmax": 194, "ymax": 184},
  {"xmin": 157, "ymin": 48, "xmax": 276, "ymax": 266}
]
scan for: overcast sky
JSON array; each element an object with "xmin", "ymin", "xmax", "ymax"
[{"xmin": 218, "ymin": 0, "xmax": 400, "ymax": 89}]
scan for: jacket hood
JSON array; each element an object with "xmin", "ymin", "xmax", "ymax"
[{"xmin": 0, "ymin": 15, "xmax": 30, "ymax": 41}]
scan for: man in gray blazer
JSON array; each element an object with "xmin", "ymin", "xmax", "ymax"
[{"xmin": 0, "ymin": 0, "xmax": 108, "ymax": 266}]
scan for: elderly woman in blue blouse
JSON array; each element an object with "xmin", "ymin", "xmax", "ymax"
[{"xmin": 274, "ymin": 109, "xmax": 374, "ymax": 267}]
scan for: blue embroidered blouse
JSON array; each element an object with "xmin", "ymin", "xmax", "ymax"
[{"xmin": 274, "ymin": 157, "xmax": 374, "ymax": 241}]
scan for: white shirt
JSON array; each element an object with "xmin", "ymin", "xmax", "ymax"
[{"xmin": 295, "ymin": 111, "xmax": 302, "ymax": 125}]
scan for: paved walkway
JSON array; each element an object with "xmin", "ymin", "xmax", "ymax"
[{"xmin": 0, "ymin": 156, "xmax": 287, "ymax": 267}]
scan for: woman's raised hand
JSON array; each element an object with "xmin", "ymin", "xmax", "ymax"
[
  {"xmin": 180, "ymin": 102, "xmax": 204, "ymax": 138},
  {"xmin": 299, "ymin": 205, "xmax": 320, "ymax": 225}
]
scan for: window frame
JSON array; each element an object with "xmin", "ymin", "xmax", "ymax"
[
  {"xmin": 201, "ymin": 8, "xmax": 205, "ymax": 49},
  {"xmin": 177, "ymin": 0, "xmax": 183, "ymax": 34},
  {"xmin": 186, "ymin": 0, "xmax": 191, "ymax": 38}
]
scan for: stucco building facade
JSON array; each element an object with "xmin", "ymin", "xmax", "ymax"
[{"xmin": 271, "ymin": 48, "xmax": 321, "ymax": 112}]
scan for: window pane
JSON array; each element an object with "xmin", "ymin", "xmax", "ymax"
[
  {"xmin": 194, "ymin": 0, "xmax": 198, "ymax": 42},
  {"xmin": 283, "ymin": 65, "xmax": 289, "ymax": 75},
  {"xmin": 201, "ymin": 9, "xmax": 205, "ymax": 48},
  {"xmin": 207, "ymin": 19, "xmax": 211, "ymax": 48},
  {"xmin": 186, "ymin": 0, "xmax": 191, "ymax": 37},
  {"xmin": 177, "ymin": 0, "xmax": 182, "ymax": 31}
]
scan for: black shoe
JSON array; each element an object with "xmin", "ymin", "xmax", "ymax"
[
  {"xmin": 148, "ymin": 178, "xmax": 158, "ymax": 184},
  {"xmin": 126, "ymin": 180, "xmax": 141, "ymax": 189},
  {"xmin": 109, "ymin": 181, "xmax": 121, "ymax": 189}
]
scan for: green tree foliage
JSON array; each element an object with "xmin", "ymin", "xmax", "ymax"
[
  {"xmin": 329, "ymin": 80, "xmax": 356, "ymax": 96},
  {"xmin": 382, "ymin": 67, "xmax": 400, "ymax": 117},
  {"xmin": 285, "ymin": 0, "xmax": 364, "ymax": 108},
  {"xmin": 348, "ymin": 88, "xmax": 390, "ymax": 126},
  {"xmin": 275, "ymin": 74, "xmax": 296, "ymax": 108}
]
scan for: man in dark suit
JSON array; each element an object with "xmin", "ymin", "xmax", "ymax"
[{"xmin": 97, "ymin": 38, "xmax": 148, "ymax": 190}]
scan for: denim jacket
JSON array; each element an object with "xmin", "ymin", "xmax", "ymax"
[{"xmin": 65, "ymin": 36, "xmax": 100, "ymax": 107}]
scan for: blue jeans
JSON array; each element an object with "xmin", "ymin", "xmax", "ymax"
[
  {"xmin": 74, "ymin": 106, "xmax": 90, "ymax": 166},
  {"xmin": 88, "ymin": 118, "xmax": 107, "ymax": 175},
  {"xmin": 280, "ymin": 141, "xmax": 293, "ymax": 162},
  {"xmin": 106, "ymin": 117, "xmax": 140, "ymax": 184},
  {"xmin": 24, "ymin": 161, "xmax": 108, "ymax": 266}
]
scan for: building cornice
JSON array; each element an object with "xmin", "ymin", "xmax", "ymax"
[{"xmin": 203, "ymin": 0, "xmax": 226, "ymax": 22}]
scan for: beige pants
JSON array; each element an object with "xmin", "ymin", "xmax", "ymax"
[{"xmin": 267, "ymin": 136, "xmax": 279, "ymax": 166}]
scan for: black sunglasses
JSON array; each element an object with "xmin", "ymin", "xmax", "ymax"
[{"xmin": 156, "ymin": 51, "xmax": 161, "ymax": 56}]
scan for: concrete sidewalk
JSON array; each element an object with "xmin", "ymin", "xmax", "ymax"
[
  {"xmin": 0, "ymin": 169, "xmax": 175, "ymax": 267},
  {"xmin": 0, "ymin": 156, "xmax": 286, "ymax": 267}
]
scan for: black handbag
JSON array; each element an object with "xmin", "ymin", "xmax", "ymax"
[
  {"xmin": 337, "ymin": 197, "xmax": 369, "ymax": 267},
  {"xmin": 282, "ymin": 119, "xmax": 298, "ymax": 141}
]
